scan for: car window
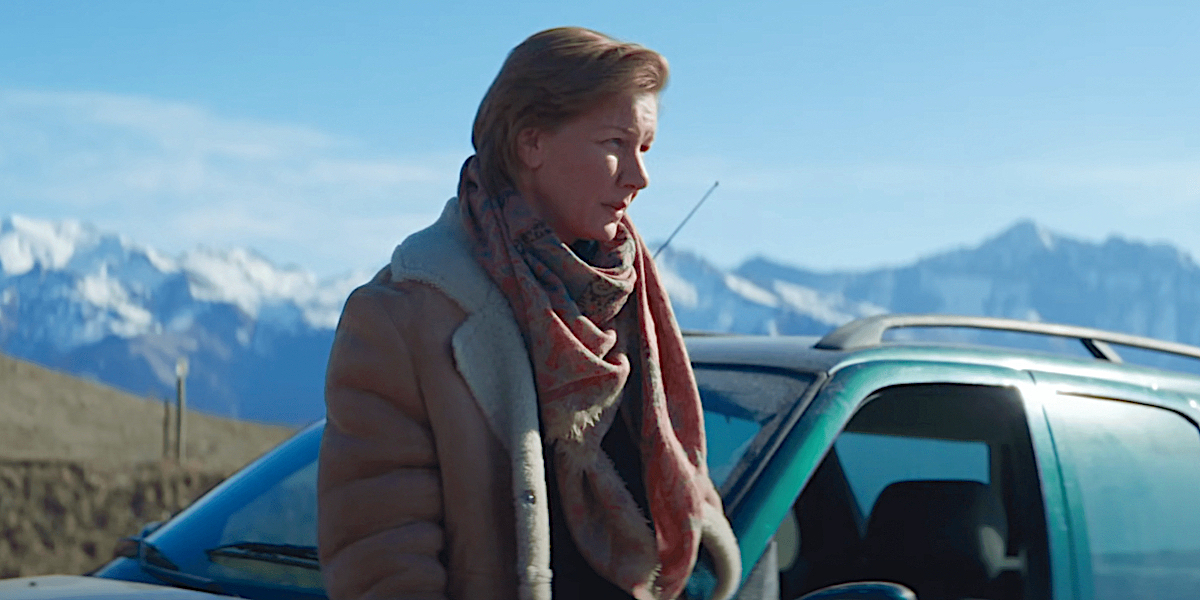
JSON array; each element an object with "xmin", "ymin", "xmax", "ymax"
[
  {"xmin": 218, "ymin": 459, "xmax": 318, "ymax": 547},
  {"xmin": 694, "ymin": 366, "xmax": 816, "ymax": 488},
  {"xmin": 205, "ymin": 457, "xmax": 321, "ymax": 589},
  {"xmin": 1043, "ymin": 395, "xmax": 1200, "ymax": 600},
  {"xmin": 836, "ymin": 432, "xmax": 989, "ymax": 522},
  {"xmin": 778, "ymin": 384, "xmax": 1050, "ymax": 600}
]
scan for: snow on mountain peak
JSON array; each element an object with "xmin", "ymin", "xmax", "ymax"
[
  {"xmin": 1037, "ymin": 226, "xmax": 1056, "ymax": 251},
  {"xmin": 772, "ymin": 281, "xmax": 887, "ymax": 325},
  {"xmin": 658, "ymin": 266, "xmax": 699, "ymax": 308},
  {"xmin": 0, "ymin": 214, "xmax": 179, "ymax": 278},
  {"xmin": 76, "ymin": 265, "xmax": 156, "ymax": 339},
  {"xmin": 0, "ymin": 214, "xmax": 93, "ymax": 275},
  {"xmin": 0, "ymin": 214, "xmax": 361, "ymax": 349},
  {"xmin": 182, "ymin": 247, "xmax": 315, "ymax": 313},
  {"xmin": 724, "ymin": 274, "xmax": 778, "ymax": 307},
  {"xmin": 178, "ymin": 246, "xmax": 357, "ymax": 329},
  {"xmin": 141, "ymin": 245, "xmax": 178, "ymax": 273},
  {"xmin": 986, "ymin": 220, "xmax": 1059, "ymax": 253}
]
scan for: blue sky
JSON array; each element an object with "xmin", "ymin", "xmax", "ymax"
[{"xmin": 2, "ymin": 0, "xmax": 1197, "ymax": 277}]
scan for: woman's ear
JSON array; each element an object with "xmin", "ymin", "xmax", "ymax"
[{"xmin": 516, "ymin": 127, "xmax": 544, "ymax": 171}]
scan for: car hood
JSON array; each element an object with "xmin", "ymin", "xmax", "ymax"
[{"xmin": 0, "ymin": 575, "xmax": 226, "ymax": 599}]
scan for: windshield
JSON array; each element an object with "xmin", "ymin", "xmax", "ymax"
[
  {"xmin": 138, "ymin": 421, "xmax": 326, "ymax": 599},
  {"xmin": 695, "ymin": 365, "xmax": 818, "ymax": 492}
]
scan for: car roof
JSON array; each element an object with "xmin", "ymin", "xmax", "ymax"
[
  {"xmin": 685, "ymin": 314, "xmax": 1200, "ymax": 415},
  {"xmin": 686, "ymin": 334, "xmax": 847, "ymax": 373}
]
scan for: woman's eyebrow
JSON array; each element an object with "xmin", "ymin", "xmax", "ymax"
[
  {"xmin": 600, "ymin": 125, "xmax": 655, "ymax": 141},
  {"xmin": 599, "ymin": 125, "xmax": 637, "ymax": 134}
]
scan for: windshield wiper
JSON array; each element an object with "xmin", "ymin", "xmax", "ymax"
[
  {"xmin": 131, "ymin": 537, "xmax": 227, "ymax": 595},
  {"xmin": 205, "ymin": 542, "xmax": 320, "ymax": 570}
]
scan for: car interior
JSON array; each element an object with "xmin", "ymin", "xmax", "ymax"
[{"xmin": 775, "ymin": 383, "xmax": 1052, "ymax": 600}]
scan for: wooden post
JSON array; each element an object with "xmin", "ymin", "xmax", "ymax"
[
  {"xmin": 162, "ymin": 396, "xmax": 171, "ymax": 459},
  {"xmin": 175, "ymin": 357, "xmax": 189, "ymax": 463}
]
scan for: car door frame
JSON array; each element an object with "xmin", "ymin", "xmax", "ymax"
[{"xmin": 728, "ymin": 357, "xmax": 1047, "ymax": 592}]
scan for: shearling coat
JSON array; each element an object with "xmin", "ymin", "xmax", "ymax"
[
  {"xmin": 318, "ymin": 198, "xmax": 739, "ymax": 600},
  {"xmin": 319, "ymin": 198, "xmax": 551, "ymax": 600}
]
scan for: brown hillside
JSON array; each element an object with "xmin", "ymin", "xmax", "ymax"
[
  {"xmin": 0, "ymin": 353, "xmax": 300, "ymax": 579},
  {"xmin": 0, "ymin": 353, "xmax": 295, "ymax": 470}
]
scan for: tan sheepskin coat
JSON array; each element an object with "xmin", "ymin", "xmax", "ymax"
[{"xmin": 318, "ymin": 199, "xmax": 738, "ymax": 600}]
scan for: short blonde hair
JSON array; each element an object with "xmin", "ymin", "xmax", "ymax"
[{"xmin": 472, "ymin": 27, "xmax": 669, "ymax": 196}]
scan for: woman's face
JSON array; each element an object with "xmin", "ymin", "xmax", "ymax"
[{"xmin": 517, "ymin": 91, "xmax": 657, "ymax": 244}]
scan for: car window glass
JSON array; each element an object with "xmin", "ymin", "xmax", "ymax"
[
  {"xmin": 836, "ymin": 433, "xmax": 989, "ymax": 519},
  {"xmin": 703, "ymin": 407, "xmax": 758, "ymax": 486},
  {"xmin": 1044, "ymin": 395, "xmax": 1200, "ymax": 600},
  {"xmin": 694, "ymin": 366, "xmax": 815, "ymax": 487},
  {"xmin": 219, "ymin": 459, "xmax": 318, "ymax": 547},
  {"xmin": 204, "ymin": 455, "xmax": 321, "ymax": 589}
]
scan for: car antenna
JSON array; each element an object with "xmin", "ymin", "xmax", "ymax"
[{"xmin": 654, "ymin": 180, "xmax": 719, "ymax": 260}]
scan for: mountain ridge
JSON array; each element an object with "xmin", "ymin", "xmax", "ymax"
[{"xmin": 4, "ymin": 213, "xmax": 1197, "ymax": 424}]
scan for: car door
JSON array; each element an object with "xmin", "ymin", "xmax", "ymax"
[
  {"xmin": 724, "ymin": 359, "xmax": 1059, "ymax": 600},
  {"xmin": 1025, "ymin": 371, "xmax": 1200, "ymax": 600}
]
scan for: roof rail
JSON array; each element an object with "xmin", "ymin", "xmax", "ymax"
[
  {"xmin": 682, "ymin": 329, "xmax": 735, "ymax": 338},
  {"xmin": 815, "ymin": 313, "xmax": 1200, "ymax": 363}
]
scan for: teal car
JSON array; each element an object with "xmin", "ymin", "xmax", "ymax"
[
  {"xmin": 17, "ymin": 314, "xmax": 1199, "ymax": 600},
  {"xmin": 687, "ymin": 314, "xmax": 1200, "ymax": 600}
]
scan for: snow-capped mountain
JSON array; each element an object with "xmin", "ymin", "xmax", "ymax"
[
  {"xmin": 0, "ymin": 216, "xmax": 357, "ymax": 345},
  {"xmin": 4, "ymin": 214, "xmax": 1199, "ymax": 425},
  {"xmin": 655, "ymin": 248, "xmax": 885, "ymax": 335},
  {"xmin": 0, "ymin": 215, "xmax": 368, "ymax": 424},
  {"xmin": 734, "ymin": 220, "xmax": 1200, "ymax": 345}
]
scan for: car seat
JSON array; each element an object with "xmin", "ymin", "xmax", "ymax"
[{"xmin": 860, "ymin": 480, "xmax": 1023, "ymax": 600}]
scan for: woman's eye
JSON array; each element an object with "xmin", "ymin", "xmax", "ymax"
[{"xmin": 605, "ymin": 138, "xmax": 624, "ymax": 148}]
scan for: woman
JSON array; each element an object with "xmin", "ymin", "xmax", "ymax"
[{"xmin": 318, "ymin": 27, "xmax": 740, "ymax": 600}]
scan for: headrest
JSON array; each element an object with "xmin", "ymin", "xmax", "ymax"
[{"xmin": 862, "ymin": 480, "xmax": 1009, "ymax": 597}]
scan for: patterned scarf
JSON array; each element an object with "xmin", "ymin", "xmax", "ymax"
[{"xmin": 458, "ymin": 157, "xmax": 725, "ymax": 599}]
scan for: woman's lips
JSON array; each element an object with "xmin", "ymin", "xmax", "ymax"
[{"xmin": 604, "ymin": 200, "xmax": 631, "ymax": 214}]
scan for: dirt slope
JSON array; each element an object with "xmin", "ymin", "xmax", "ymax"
[{"xmin": 0, "ymin": 353, "xmax": 297, "ymax": 470}]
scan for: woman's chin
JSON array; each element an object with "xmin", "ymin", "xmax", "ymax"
[
  {"xmin": 598, "ymin": 222, "xmax": 622, "ymax": 242},
  {"xmin": 567, "ymin": 220, "xmax": 623, "ymax": 244}
]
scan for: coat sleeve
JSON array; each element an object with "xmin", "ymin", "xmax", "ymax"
[{"xmin": 318, "ymin": 283, "xmax": 448, "ymax": 600}]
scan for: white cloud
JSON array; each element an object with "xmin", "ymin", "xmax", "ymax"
[{"xmin": 0, "ymin": 89, "xmax": 463, "ymax": 276}]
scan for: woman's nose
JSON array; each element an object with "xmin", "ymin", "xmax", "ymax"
[{"xmin": 624, "ymin": 152, "xmax": 650, "ymax": 190}]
